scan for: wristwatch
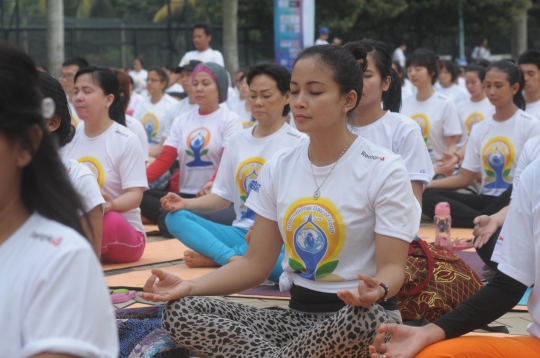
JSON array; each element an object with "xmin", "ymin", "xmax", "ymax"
[{"xmin": 377, "ymin": 281, "xmax": 390, "ymax": 303}]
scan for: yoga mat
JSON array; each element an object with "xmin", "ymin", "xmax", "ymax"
[
  {"xmin": 106, "ymin": 264, "xmax": 217, "ymax": 288},
  {"xmin": 144, "ymin": 224, "xmax": 160, "ymax": 235},
  {"xmin": 511, "ymin": 287, "xmax": 532, "ymax": 312},
  {"xmin": 417, "ymin": 227, "xmax": 474, "ymax": 244},
  {"xmin": 464, "ymin": 332, "xmax": 518, "ymax": 338},
  {"xmin": 102, "ymin": 240, "xmax": 189, "ymax": 271}
]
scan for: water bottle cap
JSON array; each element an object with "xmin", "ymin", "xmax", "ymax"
[{"xmin": 435, "ymin": 202, "xmax": 451, "ymax": 215}]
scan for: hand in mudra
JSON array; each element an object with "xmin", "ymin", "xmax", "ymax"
[
  {"xmin": 137, "ymin": 268, "xmax": 192, "ymax": 302},
  {"xmin": 160, "ymin": 192, "xmax": 186, "ymax": 212},
  {"xmin": 337, "ymin": 273, "xmax": 384, "ymax": 308}
]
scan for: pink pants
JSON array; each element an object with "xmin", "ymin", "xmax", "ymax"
[{"xmin": 101, "ymin": 211, "xmax": 145, "ymax": 263}]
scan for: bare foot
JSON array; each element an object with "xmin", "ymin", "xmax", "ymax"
[{"xmin": 183, "ymin": 250, "xmax": 220, "ymax": 268}]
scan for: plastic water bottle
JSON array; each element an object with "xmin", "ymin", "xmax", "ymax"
[{"xmin": 434, "ymin": 202, "xmax": 452, "ymax": 250}]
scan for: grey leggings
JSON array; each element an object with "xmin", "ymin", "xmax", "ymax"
[{"xmin": 162, "ymin": 296, "xmax": 399, "ymax": 358}]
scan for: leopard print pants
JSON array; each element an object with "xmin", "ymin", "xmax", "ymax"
[{"xmin": 162, "ymin": 296, "xmax": 398, "ymax": 358}]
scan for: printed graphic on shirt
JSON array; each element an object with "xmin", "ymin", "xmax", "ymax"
[
  {"xmin": 283, "ymin": 198, "xmax": 346, "ymax": 282},
  {"xmin": 410, "ymin": 113, "xmax": 432, "ymax": 152},
  {"xmin": 482, "ymin": 136, "xmax": 514, "ymax": 190},
  {"xmin": 78, "ymin": 156, "xmax": 104, "ymax": 188},
  {"xmin": 71, "ymin": 115, "xmax": 79, "ymax": 128},
  {"xmin": 236, "ymin": 157, "xmax": 266, "ymax": 207},
  {"xmin": 185, "ymin": 127, "xmax": 212, "ymax": 167},
  {"xmin": 243, "ymin": 121, "xmax": 255, "ymax": 129},
  {"xmin": 141, "ymin": 112, "xmax": 160, "ymax": 144},
  {"xmin": 465, "ymin": 112, "xmax": 485, "ymax": 135}
]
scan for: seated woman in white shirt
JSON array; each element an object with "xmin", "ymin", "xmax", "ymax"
[
  {"xmin": 132, "ymin": 66, "xmax": 177, "ymax": 152},
  {"xmin": 143, "ymin": 63, "xmax": 241, "ymax": 228},
  {"xmin": 346, "ymin": 39, "xmax": 433, "ymax": 205},
  {"xmin": 138, "ymin": 44, "xmax": 420, "ymax": 358},
  {"xmin": 39, "ymin": 71, "xmax": 105, "ymax": 257},
  {"xmin": 161, "ymin": 64, "xmax": 307, "ymax": 282},
  {"xmin": 231, "ymin": 70, "xmax": 256, "ymax": 128},
  {"xmin": 0, "ymin": 40, "xmax": 118, "ymax": 358},
  {"xmin": 370, "ymin": 157, "xmax": 540, "ymax": 358},
  {"xmin": 64, "ymin": 67, "xmax": 149, "ymax": 263},
  {"xmin": 436, "ymin": 60, "xmax": 470, "ymax": 104},
  {"xmin": 401, "ymin": 49, "xmax": 463, "ymax": 176},
  {"xmin": 423, "ymin": 61, "xmax": 540, "ymax": 229}
]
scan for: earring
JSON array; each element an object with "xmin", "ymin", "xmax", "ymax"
[{"xmin": 344, "ymin": 107, "xmax": 348, "ymax": 113}]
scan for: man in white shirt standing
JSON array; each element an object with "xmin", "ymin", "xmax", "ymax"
[
  {"xmin": 60, "ymin": 56, "xmax": 88, "ymax": 128},
  {"xmin": 392, "ymin": 42, "xmax": 407, "ymax": 68},
  {"xmin": 314, "ymin": 27, "xmax": 329, "ymax": 45},
  {"xmin": 179, "ymin": 23, "xmax": 225, "ymax": 67}
]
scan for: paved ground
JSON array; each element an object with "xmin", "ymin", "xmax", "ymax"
[{"xmin": 109, "ymin": 235, "xmax": 530, "ymax": 336}]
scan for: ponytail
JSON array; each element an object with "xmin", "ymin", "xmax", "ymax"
[
  {"xmin": 487, "ymin": 60, "xmax": 526, "ymax": 110},
  {"xmin": 383, "ymin": 68, "xmax": 402, "ymax": 112}
]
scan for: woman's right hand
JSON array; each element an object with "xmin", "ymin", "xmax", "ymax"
[
  {"xmin": 138, "ymin": 268, "xmax": 192, "ymax": 302},
  {"xmin": 160, "ymin": 192, "xmax": 186, "ymax": 212},
  {"xmin": 473, "ymin": 215, "xmax": 499, "ymax": 248},
  {"xmin": 369, "ymin": 323, "xmax": 444, "ymax": 358},
  {"xmin": 244, "ymin": 225, "xmax": 254, "ymax": 245},
  {"xmin": 437, "ymin": 151, "xmax": 459, "ymax": 170}
]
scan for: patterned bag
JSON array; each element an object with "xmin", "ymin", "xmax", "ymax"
[{"xmin": 398, "ymin": 239, "xmax": 484, "ymax": 322}]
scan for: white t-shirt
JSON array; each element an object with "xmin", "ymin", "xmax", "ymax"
[
  {"xmin": 314, "ymin": 39, "xmax": 329, "ymax": 45},
  {"xmin": 129, "ymin": 69, "xmax": 148, "ymax": 94},
  {"xmin": 213, "ymin": 123, "xmax": 308, "ymax": 230},
  {"xmin": 165, "ymin": 83, "xmax": 184, "ymax": 94},
  {"xmin": 179, "ymin": 48, "xmax": 225, "ymax": 67},
  {"xmin": 457, "ymin": 97, "xmax": 495, "ymax": 145},
  {"xmin": 63, "ymin": 121, "xmax": 149, "ymax": 233},
  {"xmin": 436, "ymin": 84, "xmax": 469, "ymax": 105},
  {"xmin": 127, "ymin": 91, "xmax": 144, "ymax": 116},
  {"xmin": 164, "ymin": 107, "xmax": 242, "ymax": 194},
  {"xmin": 491, "ymin": 158, "xmax": 540, "ymax": 338},
  {"xmin": 392, "ymin": 47, "xmax": 406, "ymax": 68},
  {"xmin": 126, "ymin": 115, "xmax": 149, "ymax": 161},
  {"xmin": 62, "ymin": 154, "xmax": 105, "ymax": 214},
  {"xmin": 461, "ymin": 109, "xmax": 540, "ymax": 196},
  {"xmin": 526, "ymin": 100, "xmax": 540, "ymax": 119},
  {"xmin": 231, "ymin": 99, "xmax": 255, "ymax": 129},
  {"xmin": 513, "ymin": 135, "xmax": 540, "ymax": 195},
  {"xmin": 348, "ymin": 111, "xmax": 434, "ymax": 185},
  {"xmin": 401, "ymin": 92, "xmax": 462, "ymax": 164},
  {"xmin": 472, "ymin": 46, "xmax": 491, "ymax": 61},
  {"xmin": 162, "ymin": 98, "xmax": 199, "ymax": 139},
  {"xmin": 133, "ymin": 94, "xmax": 177, "ymax": 145},
  {"xmin": 246, "ymin": 138, "xmax": 421, "ymax": 293},
  {"xmin": 67, "ymin": 97, "xmax": 81, "ymax": 129},
  {"xmin": 0, "ymin": 213, "xmax": 118, "ymax": 357}
]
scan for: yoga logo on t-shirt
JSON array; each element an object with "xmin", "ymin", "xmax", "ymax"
[
  {"xmin": 71, "ymin": 115, "xmax": 79, "ymax": 128},
  {"xmin": 236, "ymin": 157, "xmax": 266, "ymax": 214},
  {"xmin": 78, "ymin": 156, "xmax": 104, "ymax": 188},
  {"xmin": 283, "ymin": 198, "xmax": 346, "ymax": 282},
  {"xmin": 465, "ymin": 112, "xmax": 485, "ymax": 135},
  {"xmin": 482, "ymin": 136, "xmax": 514, "ymax": 190},
  {"xmin": 141, "ymin": 112, "xmax": 160, "ymax": 144},
  {"xmin": 185, "ymin": 127, "xmax": 212, "ymax": 167},
  {"xmin": 411, "ymin": 113, "xmax": 432, "ymax": 152}
]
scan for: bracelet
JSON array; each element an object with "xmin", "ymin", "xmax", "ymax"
[
  {"xmin": 377, "ymin": 281, "xmax": 390, "ymax": 303},
  {"xmin": 452, "ymin": 152, "xmax": 461, "ymax": 162}
]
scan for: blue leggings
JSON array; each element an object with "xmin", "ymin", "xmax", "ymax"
[{"xmin": 165, "ymin": 210, "xmax": 284, "ymax": 282}]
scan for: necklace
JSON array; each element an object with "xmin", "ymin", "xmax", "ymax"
[{"xmin": 308, "ymin": 130, "xmax": 354, "ymax": 200}]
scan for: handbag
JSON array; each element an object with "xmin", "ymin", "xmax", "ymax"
[{"xmin": 398, "ymin": 238, "xmax": 484, "ymax": 322}]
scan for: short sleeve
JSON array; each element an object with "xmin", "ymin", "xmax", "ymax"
[
  {"xmin": 512, "ymin": 142, "xmax": 531, "ymax": 195},
  {"xmin": 370, "ymin": 157, "xmax": 421, "ymax": 242},
  {"xmin": 76, "ymin": 171, "xmax": 105, "ymax": 213},
  {"xmin": 161, "ymin": 104, "xmax": 178, "ymax": 139},
  {"xmin": 132, "ymin": 101, "xmax": 144, "ymax": 121},
  {"xmin": 163, "ymin": 115, "xmax": 183, "ymax": 149},
  {"xmin": 211, "ymin": 143, "xmax": 236, "ymax": 202},
  {"xmin": 396, "ymin": 124, "xmax": 434, "ymax": 185},
  {"xmin": 245, "ymin": 157, "xmax": 278, "ymax": 222},
  {"xmin": 220, "ymin": 112, "xmax": 242, "ymax": 148},
  {"xmin": 214, "ymin": 51, "xmax": 225, "ymax": 67},
  {"xmin": 493, "ymin": 163, "xmax": 537, "ymax": 287},
  {"xmin": 21, "ymin": 246, "xmax": 118, "ymax": 358},
  {"xmin": 525, "ymin": 118, "xmax": 540, "ymax": 141},
  {"xmin": 442, "ymin": 100, "xmax": 463, "ymax": 137},
  {"xmin": 461, "ymin": 124, "xmax": 481, "ymax": 173},
  {"xmin": 120, "ymin": 136, "xmax": 149, "ymax": 190}
]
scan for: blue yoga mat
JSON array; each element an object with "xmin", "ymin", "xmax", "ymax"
[{"xmin": 518, "ymin": 287, "xmax": 533, "ymax": 306}]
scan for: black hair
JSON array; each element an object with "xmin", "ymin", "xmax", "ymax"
[
  {"xmin": 441, "ymin": 60, "xmax": 459, "ymax": 83},
  {"xmin": 518, "ymin": 49, "xmax": 540, "ymax": 70},
  {"xmin": 346, "ymin": 39, "xmax": 402, "ymax": 112},
  {"xmin": 62, "ymin": 56, "xmax": 89, "ymax": 69},
  {"xmin": 406, "ymin": 48, "xmax": 439, "ymax": 85},
  {"xmin": 193, "ymin": 23, "xmax": 212, "ymax": 36},
  {"xmin": 486, "ymin": 60, "xmax": 526, "ymax": 110},
  {"xmin": 148, "ymin": 66, "xmax": 169, "ymax": 91},
  {"xmin": 39, "ymin": 72, "xmax": 75, "ymax": 148},
  {"xmin": 0, "ymin": 40, "xmax": 87, "ymax": 238},
  {"xmin": 294, "ymin": 44, "xmax": 366, "ymax": 112},
  {"xmin": 465, "ymin": 64, "xmax": 487, "ymax": 81},
  {"xmin": 477, "ymin": 59, "xmax": 491, "ymax": 68},
  {"xmin": 134, "ymin": 58, "xmax": 144, "ymax": 67},
  {"xmin": 247, "ymin": 63, "xmax": 292, "ymax": 116},
  {"xmin": 74, "ymin": 66, "xmax": 126, "ymax": 126}
]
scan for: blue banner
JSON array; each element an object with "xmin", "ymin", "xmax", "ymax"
[{"xmin": 274, "ymin": 0, "xmax": 303, "ymax": 71}]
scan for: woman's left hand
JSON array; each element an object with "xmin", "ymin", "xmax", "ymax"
[
  {"xmin": 337, "ymin": 273, "xmax": 384, "ymax": 308},
  {"xmin": 102, "ymin": 192, "xmax": 115, "ymax": 213}
]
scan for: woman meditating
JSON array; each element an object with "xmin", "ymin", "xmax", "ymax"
[
  {"xmin": 161, "ymin": 63, "xmax": 307, "ymax": 282},
  {"xmin": 139, "ymin": 44, "xmax": 420, "ymax": 357}
]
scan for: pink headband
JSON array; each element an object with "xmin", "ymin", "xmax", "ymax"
[{"xmin": 192, "ymin": 64, "xmax": 216, "ymax": 82}]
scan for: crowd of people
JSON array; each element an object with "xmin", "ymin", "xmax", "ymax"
[{"xmin": 2, "ymin": 18, "xmax": 540, "ymax": 358}]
